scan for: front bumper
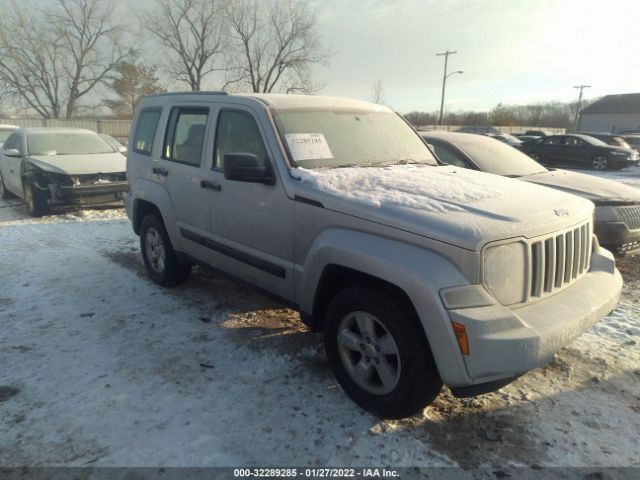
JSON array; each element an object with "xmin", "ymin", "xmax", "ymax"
[
  {"xmin": 446, "ymin": 244, "xmax": 621, "ymax": 387},
  {"xmin": 595, "ymin": 205, "xmax": 640, "ymax": 254},
  {"xmin": 47, "ymin": 182, "xmax": 128, "ymax": 206}
]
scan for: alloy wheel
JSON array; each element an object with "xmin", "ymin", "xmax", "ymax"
[
  {"xmin": 592, "ymin": 156, "xmax": 608, "ymax": 170},
  {"xmin": 145, "ymin": 227, "xmax": 166, "ymax": 274},
  {"xmin": 336, "ymin": 311, "xmax": 401, "ymax": 395}
]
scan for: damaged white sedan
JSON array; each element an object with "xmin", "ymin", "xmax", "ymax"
[{"xmin": 0, "ymin": 127, "xmax": 127, "ymax": 216}]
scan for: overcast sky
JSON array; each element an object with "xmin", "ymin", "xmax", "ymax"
[{"xmin": 307, "ymin": 0, "xmax": 640, "ymax": 112}]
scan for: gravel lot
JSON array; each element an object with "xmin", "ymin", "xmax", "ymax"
[{"xmin": 0, "ymin": 190, "xmax": 639, "ymax": 469}]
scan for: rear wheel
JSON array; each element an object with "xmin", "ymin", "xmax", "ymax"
[
  {"xmin": 592, "ymin": 156, "xmax": 608, "ymax": 170},
  {"xmin": 140, "ymin": 213, "xmax": 191, "ymax": 286},
  {"xmin": 529, "ymin": 152, "xmax": 540, "ymax": 161},
  {"xmin": 23, "ymin": 181, "xmax": 48, "ymax": 217},
  {"xmin": 323, "ymin": 285, "xmax": 442, "ymax": 418}
]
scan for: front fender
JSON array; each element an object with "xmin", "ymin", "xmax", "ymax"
[{"xmin": 297, "ymin": 228, "xmax": 474, "ymax": 385}]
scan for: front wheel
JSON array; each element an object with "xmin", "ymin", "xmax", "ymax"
[
  {"xmin": 592, "ymin": 156, "xmax": 608, "ymax": 170},
  {"xmin": 323, "ymin": 285, "xmax": 442, "ymax": 418},
  {"xmin": 23, "ymin": 181, "xmax": 48, "ymax": 217},
  {"xmin": 140, "ymin": 213, "xmax": 191, "ymax": 286}
]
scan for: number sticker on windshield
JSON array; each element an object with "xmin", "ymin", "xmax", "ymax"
[{"xmin": 285, "ymin": 133, "xmax": 333, "ymax": 161}]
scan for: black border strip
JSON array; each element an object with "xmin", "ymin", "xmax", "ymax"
[
  {"xmin": 180, "ymin": 228, "xmax": 286, "ymax": 279},
  {"xmin": 293, "ymin": 195, "xmax": 324, "ymax": 208}
]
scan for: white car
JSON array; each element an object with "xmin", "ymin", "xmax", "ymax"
[{"xmin": 0, "ymin": 127, "xmax": 127, "ymax": 216}]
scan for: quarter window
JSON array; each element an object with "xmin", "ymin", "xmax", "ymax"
[
  {"xmin": 431, "ymin": 143, "xmax": 469, "ymax": 168},
  {"xmin": 3, "ymin": 133, "xmax": 21, "ymax": 152},
  {"xmin": 132, "ymin": 108, "xmax": 162, "ymax": 155},
  {"xmin": 214, "ymin": 110, "xmax": 268, "ymax": 170},
  {"xmin": 163, "ymin": 107, "xmax": 209, "ymax": 166}
]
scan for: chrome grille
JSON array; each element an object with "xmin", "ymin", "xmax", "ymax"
[
  {"xmin": 528, "ymin": 222, "xmax": 592, "ymax": 301},
  {"xmin": 618, "ymin": 206, "xmax": 640, "ymax": 230}
]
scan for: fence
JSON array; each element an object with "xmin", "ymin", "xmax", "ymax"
[
  {"xmin": 0, "ymin": 117, "xmax": 133, "ymax": 143},
  {"xmin": 416, "ymin": 125, "xmax": 566, "ymax": 135}
]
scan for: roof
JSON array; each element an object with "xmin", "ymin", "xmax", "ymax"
[
  {"xmin": 580, "ymin": 93, "xmax": 640, "ymax": 114},
  {"xmin": 19, "ymin": 127, "xmax": 98, "ymax": 134}
]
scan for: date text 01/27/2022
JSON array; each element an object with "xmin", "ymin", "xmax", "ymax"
[{"xmin": 233, "ymin": 468, "xmax": 399, "ymax": 478}]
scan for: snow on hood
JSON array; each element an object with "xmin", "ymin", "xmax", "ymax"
[
  {"xmin": 28, "ymin": 153, "xmax": 126, "ymax": 175},
  {"xmin": 522, "ymin": 169, "xmax": 640, "ymax": 204},
  {"xmin": 293, "ymin": 165, "xmax": 594, "ymax": 251}
]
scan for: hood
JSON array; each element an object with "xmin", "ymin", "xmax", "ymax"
[
  {"xmin": 522, "ymin": 169, "xmax": 640, "ymax": 204},
  {"xmin": 28, "ymin": 153, "xmax": 126, "ymax": 175},
  {"xmin": 292, "ymin": 165, "xmax": 594, "ymax": 251}
]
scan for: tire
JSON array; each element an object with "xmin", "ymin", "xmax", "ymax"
[
  {"xmin": 323, "ymin": 285, "xmax": 442, "ymax": 419},
  {"xmin": 0, "ymin": 171, "xmax": 14, "ymax": 199},
  {"xmin": 529, "ymin": 152, "xmax": 540, "ymax": 161},
  {"xmin": 23, "ymin": 181, "xmax": 48, "ymax": 217},
  {"xmin": 592, "ymin": 156, "xmax": 608, "ymax": 170},
  {"xmin": 140, "ymin": 213, "xmax": 191, "ymax": 286}
]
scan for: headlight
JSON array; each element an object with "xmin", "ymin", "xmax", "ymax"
[{"xmin": 483, "ymin": 241, "xmax": 528, "ymax": 305}]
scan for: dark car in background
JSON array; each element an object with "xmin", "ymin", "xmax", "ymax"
[
  {"xmin": 421, "ymin": 131, "xmax": 640, "ymax": 254},
  {"xmin": 483, "ymin": 132, "xmax": 523, "ymax": 148},
  {"xmin": 520, "ymin": 134, "xmax": 639, "ymax": 170}
]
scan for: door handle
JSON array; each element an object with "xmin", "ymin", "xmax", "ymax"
[
  {"xmin": 152, "ymin": 167, "xmax": 168, "ymax": 177},
  {"xmin": 200, "ymin": 180, "xmax": 222, "ymax": 191}
]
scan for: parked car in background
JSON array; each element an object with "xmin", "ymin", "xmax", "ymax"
[
  {"xmin": 523, "ymin": 130, "xmax": 548, "ymax": 137},
  {"xmin": 422, "ymin": 131, "xmax": 640, "ymax": 254},
  {"xmin": 520, "ymin": 134, "xmax": 640, "ymax": 170},
  {"xmin": 515, "ymin": 134, "xmax": 541, "ymax": 142},
  {"xmin": 582, "ymin": 133, "xmax": 633, "ymax": 151},
  {"xmin": 0, "ymin": 124, "xmax": 19, "ymax": 146},
  {"xmin": 482, "ymin": 132, "xmax": 523, "ymax": 148},
  {"xmin": 0, "ymin": 128, "xmax": 127, "ymax": 216},
  {"xmin": 125, "ymin": 92, "xmax": 621, "ymax": 418},
  {"xmin": 621, "ymin": 134, "xmax": 640, "ymax": 153},
  {"xmin": 100, "ymin": 133, "xmax": 127, "ymax": 154}
]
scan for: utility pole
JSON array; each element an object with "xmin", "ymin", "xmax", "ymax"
[
  {"xmin": 573, "ymin": 84, "xmax": 590, "ymax": 132},
  {"xmin": 437, "ymin": 50, "xmax": 462, "ymax": 125}
]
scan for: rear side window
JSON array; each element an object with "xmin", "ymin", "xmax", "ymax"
[
  {"xmin": 214, "ymin": 110, "xmax": 267, "ymax": 170},
  {"xmin": 163, "ymin": 107, "xmax": 209, "ymax": 166},
  {"xmin": 133, "ymin": 108, "xmax": 162, "ymax": 155}
]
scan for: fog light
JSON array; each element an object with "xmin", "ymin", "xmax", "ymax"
[{"xmin": 452, "ymin": 321, "xmax": 469, "ymax": 355}]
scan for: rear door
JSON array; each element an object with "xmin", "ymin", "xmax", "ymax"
[
  {"xmin": 539, "ymin": 136, "xmax": 564, "ymax": 164},
  {"xmin": 152, "ymin": 104, "xmax": 213, "ymax": 238}
]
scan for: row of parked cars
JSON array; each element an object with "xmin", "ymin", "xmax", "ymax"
[{"xmin": 0, "ymin": 94, "xmax": 634, "ymax": 418}]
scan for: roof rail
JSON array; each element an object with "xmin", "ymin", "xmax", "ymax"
[{"xmin": 145, "ymin": 91, "xmax": 229, "ymax": 98}]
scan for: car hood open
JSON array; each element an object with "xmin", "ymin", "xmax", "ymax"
[
  {"xmin": 292, "ymin": 165, "xmax": 594, "ymax": 251},
  {"xmin": 28, "ymin": 153, "xmax": 125, "ymax": 175},
  {"xmin": 521, "ymin": 169, "xmax": 640, "ymax": 205}
]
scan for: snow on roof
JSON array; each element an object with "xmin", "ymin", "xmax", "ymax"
[
  {"xmin": 236, "ymin": 93, "xmax": 390, "ymax": 112},
  {"xmin": 294, "ymin": 165, "xmax": 503, "ymax": 213}
]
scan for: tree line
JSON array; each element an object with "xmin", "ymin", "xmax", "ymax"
[
  {"xmin": 0, "ymin": 0, "xmax": 329, "ymax": 119},
  {"xmin": 404, "ymin": 99, "xmax": 591, "ymax": 130}
]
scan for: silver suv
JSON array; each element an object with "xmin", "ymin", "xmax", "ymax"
[{"xmin": 125, "ymin": 92, "xmax": 622, "ymax": 418}]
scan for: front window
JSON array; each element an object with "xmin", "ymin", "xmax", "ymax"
[
  {"xmin": 27, "ymin": 131, "xmax": 115, "ymax": 155},
  {"xmin": 273, "ymin": 109, "xmax": 438, "ymax": 169}
]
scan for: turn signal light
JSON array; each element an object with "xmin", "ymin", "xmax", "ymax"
[{"xmin": 451, "ymin": 322, "xmax": 469, "ymax": 355}]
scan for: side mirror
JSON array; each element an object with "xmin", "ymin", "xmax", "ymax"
[
  {"xmin": 223, "ymin": 153, "xmax": 274, "ymax": 185},
  {"xmin": 4, "ymin": 148, "xmax": 22, "ymax": 157},
  {"xmin": 118, "ymin": 145, "xmax": 127, "ymax": 154}
]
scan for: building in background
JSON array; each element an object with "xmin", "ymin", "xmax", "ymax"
[{"xmin": 579, "ymin": 93, "xmax": 640, "ymax": 134}]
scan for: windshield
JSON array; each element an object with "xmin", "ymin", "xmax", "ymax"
[
  {"xmin": 273, "ymin": 109, "xmax": 438, "ymax": 169},
  {"xmin": 456, "ymin": 135, "xmax": 547, "ymax": 176},
  {"xmin": 27, "ymin": 131, "xmax": 115, "ymax": 155}
]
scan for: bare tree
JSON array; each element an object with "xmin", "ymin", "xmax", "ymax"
[
  {"xmin": 226, "ymin": 0, "xmax": 329, "ymax": 94},
  {"xmin": 371, "ymin": 80, "xmax": 385, "ymax": 104},
  {"xmin": 0, "ymin": 0, "xmax": 126, "ymax": 118},
  {"xmin": 144, "ymin": 0, "xmax": 227, "ymax": 91}
]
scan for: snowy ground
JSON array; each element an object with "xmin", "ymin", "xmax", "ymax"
[{"xmin": 0, "ymin": 196, "xmax": 639, "ymax": 470}]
